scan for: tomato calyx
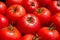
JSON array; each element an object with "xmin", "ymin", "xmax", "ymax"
[
  {"xmin": 31, "ymin": 2, "xmax": 35, "ymax": 6},
  {"xmin": 57, "ymin": 0, "xmax": 60, "ymax": 6},
  {"xmin": 48, "ymin": 27, "xmax": 54, "ymax": 31},
  {"xmin": 33, "ymin": 34, "xmax": 39, "ymax": 40},
  {"xmin": 35, "ymin": 8, "xmax": 43, "ymax": 14},
  {"xmin": 27, "ymin": 17, "xmax": 34, "ymax": 23},
  {"xmin": 13, "ymin": 9, "xmax": 16, "ymax": 12},
  {"xmin": 12, "ymin": 6, "xmax": 17, "ymax": 12},
  {"xmin": 48, "ymin": 23, "xmax": 55, "ymax": 31},
  {"xmin": 8, "ymin": 25, "xmax": 13, "ymax": 31}
]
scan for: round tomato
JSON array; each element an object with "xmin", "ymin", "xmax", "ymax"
[
  {"xmin": 38, "ymin": 27, "xmax": 59, "ymax": 40},
  {"xmin": 48, "ymin": 1, "xmax": 60, "ymax": 15},
  {"xmin": 0, "ymin": 14, "xmax": 9, "ymax": 29},
  {"xmin": 0, "ymin": 2, "xmax": 7, "ymax": 15},
  {"xmin": 6, "ymin": 0, "xmax": 23, "ymax": 6},
  {"xmin": 17, "ymin": 14, "xmax": 40, "ymax": 34},
  {"xmin": 33, "ymin": 7, "xmax": 51, "ymax": 26},
  {"xmin": 0, "ymin": 26, "xmax": 21, "ymax": 40},
  {"xmin": 5, "ymin": 4, "xmax": 26, "ymax": 23},
  {"xmin": 22, "ymin": 0, "xmax": 39, "ymax": 13},
  {"xmin": 49, "ymin": 13, "xmax": 60, "ymax": 32}
]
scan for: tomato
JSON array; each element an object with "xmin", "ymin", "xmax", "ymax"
[
  {"xmin": 0, "ymin": 14, "xmax": 9, "ymax": 29},
  {"xmin": 36, "ymin": 0, "xmax": 52, "ymax": 7},
  {"xmin": 0, "ymin": 26, "xmax": 21, "ymax": 40},
  {"xmin": 21, "ymin": 34, "xmax": 34, "ymax": 40},
  {"xmin": 5, "ymin": 4, "xmax": 26, "ymax": 23},
  {"xmin": 33, "ymin": 7, "xmax": 51, "ymax": 26},
  {"xmin": 49, "ymin": 13, "xmax": 60, "ymax": 32},
  {"xmin": 38, "ymin": 27, "xmax": 59, "ymax": 40},
  {"xmin": 22, "ymin": 0, "xmax": 39, "ymax": 13},
  {"xmin": 0, "ymin": 2, "xmax": 7, "ymax": 15},
  {"xmin": 6, "ymin": 0, "xmax": 23, "ymax": 6},
  {"xmin": 48, "ymin": 1, "xmax": 60, "ymax": 15},
  {"xmin": 17, "ymin": 14, "xmax": 40, "ymax": 34}
]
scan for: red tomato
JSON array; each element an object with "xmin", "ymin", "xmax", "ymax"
[
  {"xmin": 38, "ymin": 27, "xmax": 59, "ymax": 40},
  {"xmin": 0, "ymin": 26, "xmax": 21, "ymax": 40},
  {"xmin": 21, "ymin": 34, "xmax": 34, "ymax": 40},
  {"xmin": 6, "ymin": 0, "xmax": 23, "ymax": 6},
  {"xmin": 0, "ymin": 14, "xmax": 9, "ymax": 29},
  {"xmin": 49, "ymin": 13, "xmax": 60, "ymax": 32},
  {"xmin": 22, "ymin": 0, "xmax": 39, "ymax": 13},
  {"xmin": 17, "ymin": 14, "xmax": 40, "ymax": 34},
  {"xmin": 36, "ymin": 0, "xmax": 52, "ymax": 7},
  {"xmin": 0, "ymin": 2, "xmax": 7, "ymax": 15},
  {"xmin": 48, "ymin": 1, "xmax": 60, "ymax": 15},
  {"xmin": 33, "ymin": 7, "xmax": 51, "ymax": 26},
  {"xmin": 5, "ymin": 4, "xmax": 26, "ymax": 23}
]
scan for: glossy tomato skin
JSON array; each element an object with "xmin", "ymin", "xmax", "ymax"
[
  {"xmin": 36, "ymin": 0, "xmax": 52, "ymax": 7},
  {"xmin": 6, "ymin": 4, "xmax": 26, "ymax": 23},
  {"xmin": 21, "ymin": 34, "xmax": 34, "ymax": 40},
  {"xmin": 6, "ymin": 0, "xmax": 23, "ymax": 6},
  {"xmin": 0, "ymin": 14, "xmax": 9, "ymax": 29},
  {"xmin": 38, "ymin": 27, "xmax": 59, "ymax": 40},
  {"xmin": 17, "ymin": 14, "xmax": 40, "ymax": 34},
  {"xmin": 22, "ymin": 0, "xmax": 39, "ymax": 13},
  {"xmin": 0, "ymin": 26, "xmax": 21, "ymax": 40},
  {"xmin": 33, "ymin": 7, "xmax": 51, "ymax": 26},
  {"xmin": 49, "ymin": 13, "xmax": 60, "ymax": 32},
  {"xmin": 0, "ymin": 2, "xmax": 7, "ymax": 15},
  {"xmin": 48, "ymin": 1, "xmax": 60, "ymax": 15}
]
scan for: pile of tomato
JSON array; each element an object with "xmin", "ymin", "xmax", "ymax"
[{"xmin": 0, "ymin": 0, "xmax": 60, "ymax": 40}]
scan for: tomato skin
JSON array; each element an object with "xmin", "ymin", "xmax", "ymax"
[
  {"xmin": 21, "ymin": 34, "xmax": 34, "ymax": 40},
  {"xmin": 58, "ymin": 35, "xmax": 60, "ymax": 40},
  {"xmin": 0, "ymin": 2, "xmax": 7, "ymax": 15},
  {"xmin": 6, "ymin": 0, "xmax": 23, "ymax": 6},
  {"xmin": 36, "ymin": 0, "xmax": 52, "ymax": 7},
  {"xmin": 38, "ymin": 27, "xmax": 59, "ymax": 40},
  {"xmin": 22, "ymin": 0, "xmax": 39, "ymax": 13},
  {"xmin": 17, "ymin": 14, "xmax": 40, "ymax": 34},
  {"xmin": 0, "ymin": 26, "xmax": 21, "ymax": 40},
  {"xmin": 6, "ymin": 4, "xmax": 26, "ymax": 23},
  {"xmin": 48, "ymin": 1, "xmax": 60, "ymax": 15},
  {"xmin": 0, "ymin": 14, "xmax": 9, "ymax": 29},
  {"xmin": 33, "ymin": 7, "xmax": 51, "ymax": 26}
]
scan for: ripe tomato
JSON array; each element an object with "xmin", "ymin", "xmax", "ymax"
[
  {"xmin": 0, "ymin": 14, "xmax": 9, "ymax": 29},
  {"xmin": 5, "ymin": 4, "xmax": 26, "ymax": 23},
  {"xmin": 48, "ymin": 1, "xmax": 60, "ymax": 15},
  {"xmin": 17, "ymin": 14, "xmax": 40, "ymax": 34},
  {"xmin": 21, "ymin": 34, "xmax": 34, "ymax": 40},
  {"xmin": 22, "ymin": 0, "xmax": 39, "ymax": 13},
  {"xmin": 0, "ymin": 2, "xmax": 7, "ymax": 15},
  {"xmin": 0, "ymin": 26, "xmax": 21, "ymax": 40},
  {"xmin": 33, "ymin": 7, "xmax": 51, "ymax": 26},
  {"xmin": 49, "ymin": 13, "xmax": 60, "ymax": 32},
  {"xmin": 6, "ymin": 0, "xmax": 23, "ymax": 6},
  {"xmin": 38, "ymin": 27, "xmax": 59, "ymax": 40}
]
